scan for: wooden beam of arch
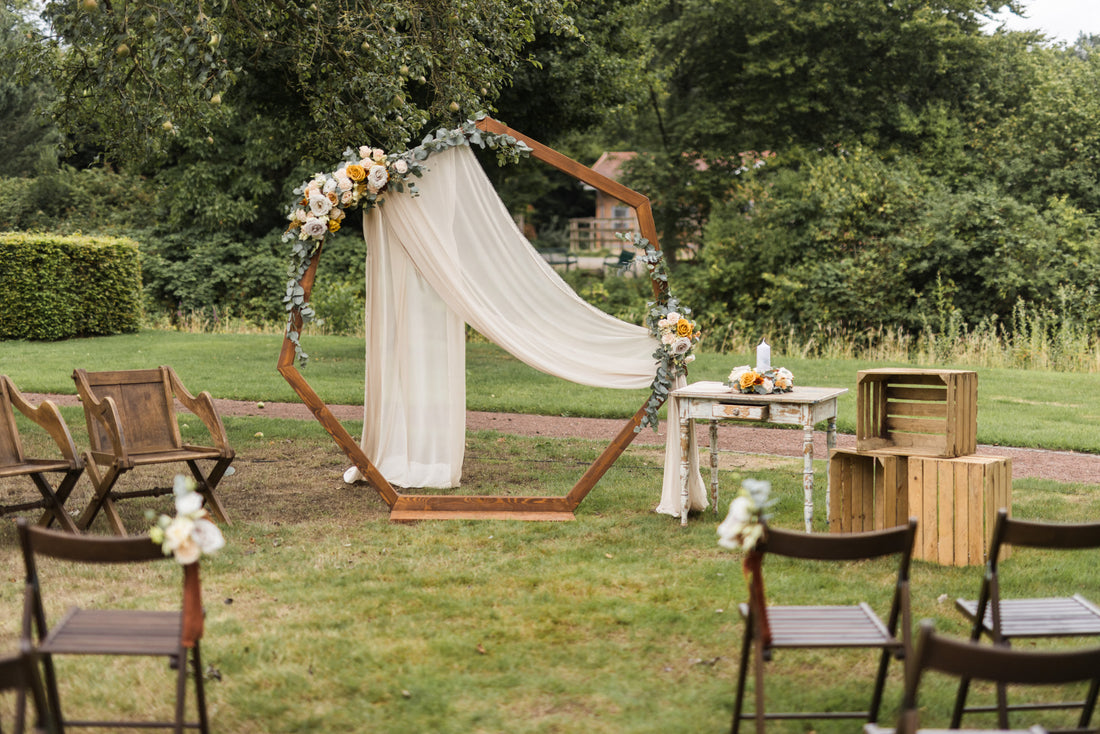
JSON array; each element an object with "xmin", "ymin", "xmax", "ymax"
[{"xmin": 277, "ymin": 117, "xmax": 667, "ymax": 521}]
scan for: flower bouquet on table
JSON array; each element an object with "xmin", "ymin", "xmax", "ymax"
[{"xmin": 727, "ymin": 365, "xmax": 794, "ymax": 395}]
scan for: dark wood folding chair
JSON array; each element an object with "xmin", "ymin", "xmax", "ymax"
[
  {"xmin": 17, "ymin": 518, "xmax": 210, "ymax": 733},
  {"xmin": 953, "ymin": 508, "xmax": 1100, "ymax": 731},
  {"xmin": 0, "ymin": 651, "xmax": 57, "ymax": 734},
  {"xmin": 866, "ymin": 620, "xmax": 1100, "ymax": 734},
  {"xmin": 731, "ymin": 518, "xmax": 917, "ymax": 734},
  {"xmin": 72, "ymin": 366, "xmax": 234, "ymax": 535},
  {"xmin": 0, "ymin": 376, "xmax": 83, "ymax": 534}
]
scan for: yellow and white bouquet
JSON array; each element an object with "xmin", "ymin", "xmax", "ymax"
[{"xmin": 727, "ymin": 365, "xmax": 794, "ymax": 395}]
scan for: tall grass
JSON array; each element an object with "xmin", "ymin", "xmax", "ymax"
[{"xmin": 713, "ymin": 304, "xmax": 1100, "ymax": 374}]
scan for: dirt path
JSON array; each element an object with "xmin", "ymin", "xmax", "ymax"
[{"xmin": 29, "ymin": 394, "xmax": 1100, "ymax": 485}]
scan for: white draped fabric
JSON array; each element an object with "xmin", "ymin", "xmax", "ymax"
[{"xmin": 342, "ymin": 144, "xmax": 705, "ymax": 515}]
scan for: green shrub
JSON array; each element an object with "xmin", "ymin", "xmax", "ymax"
[{"xmin": 0, "ymin": 232, "xmax": 142, "ymax": 339}]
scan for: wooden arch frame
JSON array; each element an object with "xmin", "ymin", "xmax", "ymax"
[{"xmin": 277, "ymin": 117, "xmax": 666, "ymax": 521}]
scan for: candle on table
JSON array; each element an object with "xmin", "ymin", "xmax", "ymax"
[{"xmin": 756, "ymin": 339, "xmax": 771, "ymax": 372}]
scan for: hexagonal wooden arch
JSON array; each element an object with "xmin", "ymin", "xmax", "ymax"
[{"xmin": 277, "ymin": 117, "xmax": 667, "ymax": 521}]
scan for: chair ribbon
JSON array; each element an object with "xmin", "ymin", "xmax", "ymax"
[
  {"xmin": 743, "ymin": 550, "xmax": 772, "ymax": 648},
  {"xmin": 182, "ymin": 563, "xmax": 203, "ymax": 648}
]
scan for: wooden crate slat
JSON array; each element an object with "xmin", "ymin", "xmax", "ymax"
[{"xmin": 885, "ymin": 385, "xmax": 949, "ymax": 402}]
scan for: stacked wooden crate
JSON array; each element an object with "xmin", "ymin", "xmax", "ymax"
[{"xmin": 828, "ymin": 368, "xmax": 1011, "ymax": 566}]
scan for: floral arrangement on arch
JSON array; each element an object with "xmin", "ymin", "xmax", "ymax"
[
  {"xmin": 616, "ymin": 232, "xmax": 704, "ymax": 433},
  {"xmin": 727, "ymin": 365, "xmax": 794, "ymax": 395},
  {"xmin": 284, "ymin": 147, "xmax": 417, "ymax": 243},
  {"xmin": 717, "ymin": 478, "xmax": 774, "ymax": 552},
  {"xmin": 280, "ymin": 113, "xmax": 533, "ymax": 367},
  {"xmin": 148, "ymin": 475, "xmax": 226, "ymax": 565}
]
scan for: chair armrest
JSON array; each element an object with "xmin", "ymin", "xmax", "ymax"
[
  {"xmin": 165, "ymin": 367, "xmax": 231, "ymax": 454},
  {"xmin": 88, "ymin": 394, "xmax": 131, "ymax": 465},
  {"xmin": 3, "ymin": 377, "xmax": 82, "ymax": 466}
]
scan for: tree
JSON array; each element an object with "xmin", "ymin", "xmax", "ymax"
[
  {"xmin": 10, "ymin": 0, "xmax": 579, "ymax": 167},
  {"xmin": 0, "ymin": 2, "xmax": 59, "ymax": 176},
  {"xmin": 643, "ymin": 0, "xmax": 1024, "ymax": 153}
]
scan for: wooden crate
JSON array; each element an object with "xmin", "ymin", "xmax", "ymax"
[
  {"xmin": 856, "ymin": 368, "xmax": 977, "ymax": 457},
  {"xmin": 908, "ymin": 455, "xmax": 1011, "ymax": 566},
  {"xmin": 828, "ymin": 449, "xmax": 908, "ymax": 533}
]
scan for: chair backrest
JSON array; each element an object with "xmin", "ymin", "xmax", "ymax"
[
  {"xmin": 73, "ymin": 367, "xmax": 181, "ymax": 454},
  {"xmin": 899, "ymin": 621, "xmax": 1100, "ymax": 734},
  {"xmin": 745, "ymin": 519, "xmax": 917, "ymax": 650},
  {"xmin": 17, "ymin": 518, "xmax": 204, "ymax": 648},
  {"xmin": 990, "ymin": 509, "xmax": 1100, "ymax": 570},
  {"xmin": 0, "ymin": 376, "xmax": 26, "ymax": 467}
]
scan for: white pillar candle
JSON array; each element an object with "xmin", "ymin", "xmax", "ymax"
[{"xmin": 756, "ymin": 339, "xmax": 771, "ymax": 372}]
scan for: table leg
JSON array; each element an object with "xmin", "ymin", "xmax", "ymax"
[
  {"xmin": 709, "ymin": 420, "xmax": 719, "ymax": 516},
  {"xmin": 802, "ymin": 425, "xmax": 814, "ymax": 532},
  {"xmin": 679, "ymin": 400, "xmax": 692, "ymax": 526},
  {"xmin": 825, "ymin": 416, "xmax": 837, "ymax": 527}
]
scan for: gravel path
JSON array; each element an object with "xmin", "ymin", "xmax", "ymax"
[{"xmin": 29, "ymin": 394, "xmax": 1100, "ymax": 485}]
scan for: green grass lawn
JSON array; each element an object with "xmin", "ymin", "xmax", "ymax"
[
  {"xmin": 2, "ymin": 330, "xmax": 1100, "ymax": 452},
  {"xmin": 1, "ymin": 420, "xmax": 1097, "ymax": 733},
  {"xmin": 2, "ymin": 331, "xmax": 1100, "ymax": 732}
]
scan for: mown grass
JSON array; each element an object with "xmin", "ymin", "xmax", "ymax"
[
  {"xmin": 1, "ymin": 416, "xmax": 1098, "ymax": 733},
  {"xmin": 3, "ymin": 331, "xmax": 1100, "ymax": 452}
]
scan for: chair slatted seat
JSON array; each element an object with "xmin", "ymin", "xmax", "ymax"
[
  {"xmin": 72, "ymin": 366, "xmax": 234, "ymax": 535},
  {"xmin": 18, "ymin": 518, "xmax": 210, "ymax": 733},
  {"xmin": 0, "ymin": 376, "xmax": 83, "ymax": 533},
  {"xmin": 731, "ymin": 518, "xmax": 917, "ymax": 734},
  {"xmin": 953, "ymin": 509, "xmax": 1100, "ymax": 731}
]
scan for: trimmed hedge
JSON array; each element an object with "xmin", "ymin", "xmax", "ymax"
[{"xmin": 0, "ymin": 232, "xmax": 142, "ymax": 340}]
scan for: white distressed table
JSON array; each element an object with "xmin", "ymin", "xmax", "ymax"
[{"xmin": 671, "ymin": 382, "xmax": 848, "ymax": 530}]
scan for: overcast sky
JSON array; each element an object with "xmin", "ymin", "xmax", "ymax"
[{"xmin": 985, "ymin": 0, "xmax": 1100, "ymax": 44}]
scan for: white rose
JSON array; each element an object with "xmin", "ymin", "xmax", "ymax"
[
  {"xmin": 728, "ymin": 365, "xmax": 751, "ymax": 383},
  {"xmin": 308, "ymin": 192, "xmax": 332, "ymax": 217},
  {"xmin": 393, "ymin": 159, "xmax": 408, "ymax": 174},
  {"xmin": 367, "ymin": 164, "xmax": 389, "ymax": 191},
  {"xmin": 295, "ymin": 208, "xmax": 308, "ymax": 222},
  {"xmin": 372, "ymin": 148, "xmax": 385, "ymax": 161},
  {"xmin": 322, "ymin": 178, "xmax": 337, "ymax": 195},
  {"xmin": 174, "ymin": 489, "xmax": 203, "ymax": 517},
  {"xmin": 672, "ymin": 337, "xmax": 692, "ymax": 355},
  {"xmin": 340, "ymin": 190, "xmax": 354, "ymax": 205},
  {"xmin": 191, "ymin": 518, "xmax": 226, "ymax": 555},
  {"xmin": 662, "ymin": 332, "xmax": 675, "ymax": 345},
  {"xmin": 358, "ymin": 145, "xmax": 371, "ymax": 159},
  {"xmin": 717, "ymin": 496, "xmax": 753, "ymax": 549},
  {"xmin": 761, "ymin": 377, "xmax": 774, "ymax": 393},
  {"xmin": 665, "ymin": 311, "xmax": 680, "ymax": 323},
  {"xmin": 302, "ymin": 218, "xmax": 328, "ymax": 238},
  {"xmin": 163, "ymin": 516, "xmax": 195, "ymax": 551},
  {"xmin": 173, "ymin": 536, "xmax": 201, "ymax": 565},
  {"xmin": 335, "ymin": 174, "xmax": 353, "ymax": 192},
  {"xmin": 684, "ymin": 354, "xmax": 696, "ymax": 364}
]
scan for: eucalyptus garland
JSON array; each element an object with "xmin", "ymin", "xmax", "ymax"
[{"xmin": 617, "ymin": 233, "xmax": 702, "ymax": 433}]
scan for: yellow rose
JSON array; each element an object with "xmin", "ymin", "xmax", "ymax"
[
  {"xmin": 328, "ymin": 219, "xmax": 341, "ymax": 233},
  {"xmin": 676, "ymin": 318, "xmax": 693, "ymax": 338},
  {"xmin": 739, "ymin": 371, "xmax": 759, "ymax": 391},
  {"xmin": 346, "ymin": 164, "xmax": 366, "ymax": 182}
]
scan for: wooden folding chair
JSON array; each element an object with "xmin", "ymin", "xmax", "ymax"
[
  {"xmin": 732, "ymin": 518, "xmax": 917, "ymax": 734},
  {"xmin": 0, "ymin": 651, "xmax": 57, "ymax": 734},
  {"xmin": 953, "ymin": 509, "xmax": 1100, "ymax": 730},
  {"xmin": 17, "ymin": 518, "xmax": 210, "ymax": 733},
  {"xmin": 866, "ymin": 620, "xmax": 1100, "ymax": 734},
  {"xmin": 0, "ymin": 376, "xmax": 83, "ymax": 534},
  {"xmin": 72, "ymin": 366, "xmax": 234, "ymax": 535}
]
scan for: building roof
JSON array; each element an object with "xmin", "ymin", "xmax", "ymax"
[{"xmin": 590, "ymin": 152, "xmax": 637, "ymax": 181}]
